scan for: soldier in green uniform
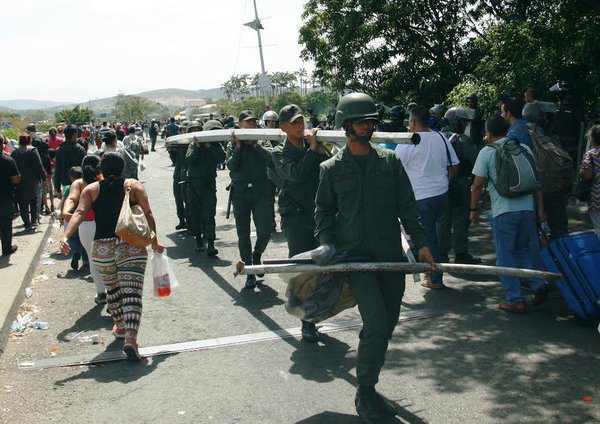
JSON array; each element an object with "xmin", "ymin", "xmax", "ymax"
[
  {"xmin": 228, "ymin": 110, "xmax": 275, "ymax": 289},
  {"xmin": 437, "ymin": 107, "xmax": 481, "ymax": 264},
  {"xmin": 272, "ymin": 104, "xmax": 330, "ymax": 343},
  {"xmin": 465, "ymin": 93, "xmax": 485, "ymax": 148},
  {"xmin": 185, "ymin": 120, "xmax": 226, "ymax": 256},
  {"xmin": 167, "ymin": 122, "xmax": 187, "ymax": 230},
  {"xmin": 315, "ymin": 93, "xmax": 434, "ymax": 423}
]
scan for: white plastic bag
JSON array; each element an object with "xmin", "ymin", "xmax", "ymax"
[{"xmin": 152, "ymin": 251, "xmax": 179, "ymax": 297}]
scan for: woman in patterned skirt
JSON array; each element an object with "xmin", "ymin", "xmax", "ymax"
[
  {"xmin": 581, "ymin": 124, "xmax": 600, "ymax": 238},
  {"xmin": 61, "ymin": 153, "xmax": 164, "ymax": 361}
]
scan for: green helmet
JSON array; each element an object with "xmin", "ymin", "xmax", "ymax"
[
  {"xmin": 203, "ymin": 119, "xmax": 223, "ymax": 131},
  {"xmin": 334, "ymin": 93, "xmax": 379, "ymax": 129}
]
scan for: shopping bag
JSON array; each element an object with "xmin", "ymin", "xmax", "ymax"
[
  {"xmin": 152, "ymin": 251, "xmax": 179, "ymax": 297},
  {"xmin": 115, "ymin": 179, "xmax": 154, "ymax": 248}
]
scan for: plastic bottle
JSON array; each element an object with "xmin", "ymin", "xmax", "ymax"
[
  {"xmin": 157, "ymin": 285, "xmax": 171, "ymax": 297},
  {"xmin": 31, "ymin": 321, "xmax": 49, "ymax": 330}
]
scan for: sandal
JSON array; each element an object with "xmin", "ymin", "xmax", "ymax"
[{"xmin": 123, "ymin": 339, "xmax": 142, "ymax": 362}]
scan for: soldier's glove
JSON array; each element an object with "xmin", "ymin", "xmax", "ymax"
[{"xmin": 311, "ymin": 244, "xmax": 339, "ymax": 266}]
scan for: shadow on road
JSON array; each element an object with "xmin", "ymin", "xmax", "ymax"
[
  {"xmin": 295, "ymin": 410, "xmax": 413, "ymax": 423},
  {"xmin": 56, "ymin": 304, "xmax": 113, "ymax": 342}
]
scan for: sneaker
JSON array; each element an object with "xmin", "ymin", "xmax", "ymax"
[
  {"xmin": 252, "ymin": 252, "xmax": 264, "ymax": 277},
  {"xmin": 301, "ymin": 320, "xmax": 320, "ymax": 343},
  {"xmin": 532, "ymin": 284, "xmax": 549, "ymax": 305},
  {"xmin": 71, "ymin": 252, "xmax": 81, "ymax": 271},
  {"xmin": 499, "ymin": 301, "xmax": 527, "ymax": 314},
  {"xmin": 420, "ymin": 272, "xmax": 445, "ymax": 289},
  {"xmin": 2, "ymin": 245, "xmax": 18, "ymax": 256},
  {"xmin": 244, "ymin": 275, "xmax": 257, "ymax": 290},
  {"xmin": 123, "ymin": 340, "xmax": 142, "ymax": 362},
  {"xmin": 454, "ymin": 253, "xmax": 482, "ymax": 264},
  {"xmin": 94, "ymin": 292, "xmax": 107, "ymax": 305}
]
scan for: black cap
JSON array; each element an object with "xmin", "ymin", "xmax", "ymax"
[
  {"xmin": 239, "ymin": 110, "xmax": 257, "ymax": 121},
  {"xmin": 279, "ymin": 104, "xmax": 304, "ymax": 123}
]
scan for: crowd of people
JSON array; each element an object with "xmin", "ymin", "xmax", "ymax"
[{"xmin": 1, "ymin": 88, "xmax": 599, "ymax": 422}]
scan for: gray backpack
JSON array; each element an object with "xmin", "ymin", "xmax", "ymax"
[{"xmin": 488, "ymin": 138, "xmax": 541, "ymax": 198}]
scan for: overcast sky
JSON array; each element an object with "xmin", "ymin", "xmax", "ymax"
[{"xmin": 1, "ymin": 0, "xmax": 312, "ymax": 103}]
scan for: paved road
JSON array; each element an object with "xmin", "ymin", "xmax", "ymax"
[{"xmin": 0, "ymin": 139, "xmax": 599, "ymax": 423}]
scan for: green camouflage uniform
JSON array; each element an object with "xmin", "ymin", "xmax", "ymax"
[
  {"xmin": 315, "ymin": 145, "xmax": 426, "ymax": 387},
  {"xmin": 185, "ymin": 142, "xmax": 226, "ymax": 242}
]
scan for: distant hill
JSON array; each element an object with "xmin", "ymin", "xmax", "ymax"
[
  {"xmin": 0, "ymin": 99, "xmax": 75, "ymax": 111},
  {"xmin": 0, "ymin": 87, "xmax": 225, "ymax": 115}
]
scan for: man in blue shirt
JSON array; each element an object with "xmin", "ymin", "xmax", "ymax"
[
  {"xmin": 165, "ymin": 117, "xmax": 180, "ymax": 138},
  {"xmin": 502, "ymin": 97, "xmax": 532, "ymax": 148},
  {"xmin": 469, "ymin": 115, "xmax": 549, "ymax": 313}
]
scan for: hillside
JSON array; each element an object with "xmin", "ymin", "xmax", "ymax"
[{"xmin": 0, "ymin": 99, "xmax": 75, "ymax": 111}]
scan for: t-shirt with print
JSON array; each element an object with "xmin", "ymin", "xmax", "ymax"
[
  {"xmin": 394, "ymin": 131, "xmax": 459, "ymax": 201},
  {"xmin": 581, "ymin": 146, "xmax": 600, "ymax": 211},
  {"xmin": 0, "ymin": 153, "xmax": 19, "ymax": 197},
  {"xmin": 472, "ymin": 137, "xmax": 535, "ymax": 218}
]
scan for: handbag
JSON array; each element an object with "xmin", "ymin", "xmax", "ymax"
[
  {"xmin": 115, "ymin": 179, "xmax": 155, "ymax": 248},
  {"xmin": 574, "ymin": 154, "xmax": 595, "ymax": 202},
  {"xmin": 438, "ymin": 132, "xmax": 462, "ymax": 208}
]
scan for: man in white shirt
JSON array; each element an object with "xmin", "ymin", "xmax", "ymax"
[{"xmin": 395, "ymin": 106, "xmax": 459, "ymax": 288}]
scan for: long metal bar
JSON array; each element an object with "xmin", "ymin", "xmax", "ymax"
[
  {"xmin": 165, "ymin": 129, "xmax": 420, "ymax": 147},
  {"xmin": 234, "ymin": 261, "xmax": 563, "ymax": 281}
]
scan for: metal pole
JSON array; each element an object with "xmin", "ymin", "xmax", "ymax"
[
  {"xmin": 251, "ymin": 0, "xmax": 270, "ymax": 110},
  {"xmin": 234, "ymin": 261, "xmax": 564, "ymax": 281}
]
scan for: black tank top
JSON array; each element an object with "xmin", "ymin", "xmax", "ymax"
[{"xmin": 93, "ymin": 178, "xmax": 126, "ymax": 240}]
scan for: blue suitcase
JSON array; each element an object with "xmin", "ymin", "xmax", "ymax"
[{"xmin": 540, "ymin": 231, "xmax": 600, "ymax": 319}]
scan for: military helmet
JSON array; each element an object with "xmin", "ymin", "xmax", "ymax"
[
  {"xmin": 262, "ymin": 110, "xmax": 279, "ymax": 122},
  {"xmin": 429, "ymin": 104, "xmax": 447, "ymax": 118},
  {"xmin": 334, "ymin": 93, "xmax": 379, "ymax": 129},
  {"xmin": 465, "ymin": 93, "xmax": 478, "ymax": 101},
  {"xmin": 203, "ymin": 119, "xmax": 223, "ymax": 131},
  {"xmin": 186, "ymin": 121, "xmax": 201, "ymax": 133},
  {"xmin": 444, "ymin": 107, "xmax": 475, "ymax": 122},
  {"xmin": 389, "ymin": 105, "xmax": 407, "ymax": 120}
]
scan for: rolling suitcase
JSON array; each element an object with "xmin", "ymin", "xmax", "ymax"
[{"xmin": 540, "ymin": 231, "xmax": 600, "ymax": 319}]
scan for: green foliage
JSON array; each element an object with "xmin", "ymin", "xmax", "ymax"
[
  {"xmin": 54, "ymin": 105, "xmax": 94, "ymax": 124},
  {"xmin": 446, "ymin": 76, "xmax": 499, "ymax": 118},
  {"xmin": 1, "ymin": 126, "xmax": 21, "ymax": 140},
  {"xmin": 112, "ymin": 94, "xmax": 165, "ymax": 122}
]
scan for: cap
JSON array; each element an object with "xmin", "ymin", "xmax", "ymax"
[
  {"xmin": 278, "ymin": 104, "xmax": 304, "ymax": 123},
  {"xmin": 239, "ymin": 110, "xmax": 257, "ymax": 121}
]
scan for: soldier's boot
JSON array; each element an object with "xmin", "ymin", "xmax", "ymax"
[
  {"xmin": 244, "ymin": 275, "xmax": 256, "ymax": 290},
  {"xmin": 206, "ymin": 240, "xmax": 218, "ymax": 257},
  {"xmin": 301, "ymin": 320, "xmax": 320, "ymax": 343},
  {"xmin": 195, "ymin": 237, "xmax": 205, "ymax": 252},
  {"xmin": 252, "ymin": 251, "xmax": 264, "ymax": 277},
  {"xmin": 355, "ymin": 387, "xmax": 397, "ymax": 422}
]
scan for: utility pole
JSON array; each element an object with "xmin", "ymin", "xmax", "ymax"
[{"xmin": 244, "ymin": 0, "xmax": 271, "ymax": 110}]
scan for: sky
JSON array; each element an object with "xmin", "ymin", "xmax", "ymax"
[{"xmin": 0, "ymin": 0, "xmax": 312, "ymax": 103}]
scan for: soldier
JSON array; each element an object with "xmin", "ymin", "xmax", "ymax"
[
  {"xmin": 185, "ymin": 120, "xmax": 226, "ymax": 256},
  {"xmin": 228, "ymin": 110, "xmax": 274, "ymax": 289},
  {"xmin": 167, "ymin": 122, "xmax": 188, "ymax": 230},
  {"xmin": 437, "ymin": 107, "xmax": 481, "ymax": 264},
  {"xmin": 429, "ymin": 103, "xmax": 447, "ymax": 131},
  {"xmin": 272, "ymin": 104, "xmax": 330, "ymax": 343},
  {"xmin": 465, "ymin": 93, "xmax": 485, "ymax": 148},
  {"xmin": 315, "ymin": 93, "xmax": 434, "ymax": 422},
  {"xmin": 149, "ymin": 119, "xmax": 159, "ymax": 152}
]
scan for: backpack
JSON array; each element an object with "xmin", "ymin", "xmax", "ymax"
[
  {"xmin": 488, "ymin": 138, "xmax": 541, "ymax": 198},
  {"xmin": 519, "ymin": 125, "xmax": 574, "ymax": 194}
]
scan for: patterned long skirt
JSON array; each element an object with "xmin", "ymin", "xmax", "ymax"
[{"xmin": 92, "ymin": 237, "xmax": 148, "ymax": 339}]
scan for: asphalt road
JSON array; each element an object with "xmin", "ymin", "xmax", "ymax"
[{"xmin": 0, "ymin": 139, "xmax": 599, "ymax": 424}]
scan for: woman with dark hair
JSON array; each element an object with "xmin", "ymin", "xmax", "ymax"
[
  {"xmin": 62, "ymin": 155, "xmax": 106, "ymax": 304},
  {"xmin": 10, "ymin": 133, "xmax": 46, "ymax": 230},
  {"xmin": 61, "ymin": 153, "xmax": 164, "ymax": 361},
  {"xmin": 581, "ymin": 124, "xmax": 600, "ymax": 238}
]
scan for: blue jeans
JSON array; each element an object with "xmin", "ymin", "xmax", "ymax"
[
  {"xmin": 492, "ymin": 210, "xmax": 544, "ymax": 304},
  {"xmin": 416, "ymin": 192, "xmax": 449, "ymax": 284}
]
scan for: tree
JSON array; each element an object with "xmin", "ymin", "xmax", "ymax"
[
  {"xmin": 221, "ymin": 74, "xmax": 252, "ymax": 101},
  {"xmin": 30, "ymin": 110, "xmax": 48, "ymax": 123},
  {"xmin": 112, "ymin": 94, "xmax": 163, "ymax": 122},
  {"xmin": 54, "ymin": 105, "xmax": 94, "ymax": 124},
  {"xmin": 300, "ymin": 0, "xmax": 481, "ymax": 105}
]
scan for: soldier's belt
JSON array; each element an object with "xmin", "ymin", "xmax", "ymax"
[{"xmin": 165, "ymin": 129, "xmax": 421, "ymax": 148}]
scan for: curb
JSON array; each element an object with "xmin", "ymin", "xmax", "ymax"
[{"xmin": 0, "ymin": 218, "xmax": 54, "ymax": 356}]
